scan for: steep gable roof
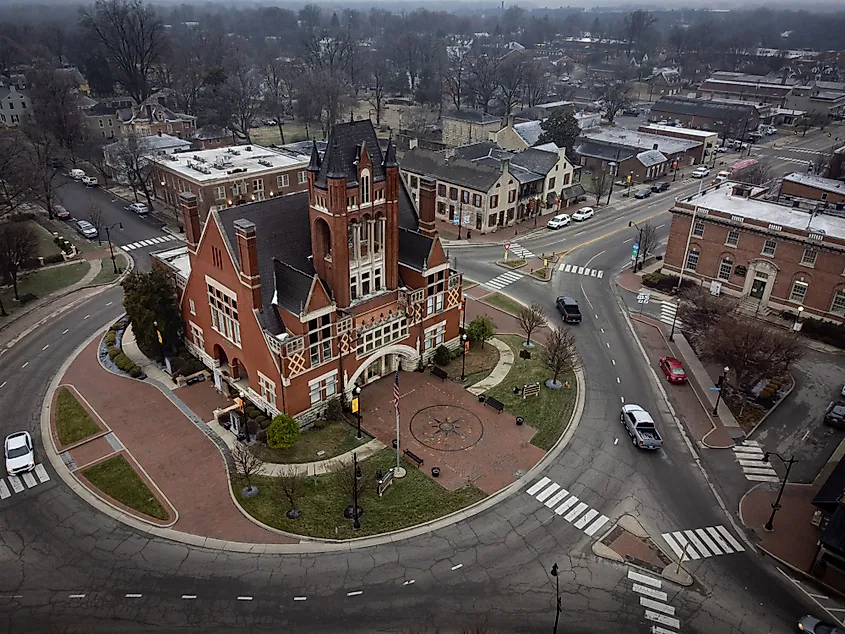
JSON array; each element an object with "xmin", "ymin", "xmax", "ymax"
[
  {"xmin": 398, "ymin": 227, "xmax": 434, "ymax": 271},
  {"xmin": 316, "ymin": 120, "xmax": 386, "ymax": 187}
]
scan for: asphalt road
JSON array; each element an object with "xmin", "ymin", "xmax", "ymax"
[{"xmin": 2, "ymin": 131, "xmax": 843, "ymax": 632}]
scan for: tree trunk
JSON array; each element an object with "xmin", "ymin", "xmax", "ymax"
[
  {"xmin": 11, "ymin": 269, "xmax": 19, "ymax": 300},
  {"xmin": 0, "ymin": 297, "xmax": 6, "ymax": 316},
  {"xmin": 277, "ymin": 122, "xmax": 286, "ymax": 145}
]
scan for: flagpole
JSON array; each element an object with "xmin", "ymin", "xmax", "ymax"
[{"xmin": 393, "ymin": 367, "xmax": 406, "ymax": 478}]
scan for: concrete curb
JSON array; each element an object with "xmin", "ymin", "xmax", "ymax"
[{"xmin": 745, "ymin": 373, "xmax": 797, "ymax": 440}]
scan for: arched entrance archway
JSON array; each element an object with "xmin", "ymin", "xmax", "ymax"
[{"xmin": 346, "ymin": 344, "xmax": 418, "ymax": 394}]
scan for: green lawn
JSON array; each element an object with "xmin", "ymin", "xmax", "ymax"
[
  {"xmin": 499, "ymin": 259, "xmax": 526, "ymax": 269},
  {"xmin": 29, "ymin": 221, "xmax": 62, "ymax": 257},
  {"xmin": 82, "ymin": 455, "xmax": 170, "ymax": 521},
  {"xmin": 252, "ymin": 419, "xmax": 371, "ymax": 464},
  {"xmin": 91, "ymin": 254, "xmax": 128, "ymax": 286},
  {"xmin": 55, "ymin": 387, "xmax": 101, "ymax": 446},
  {"xmin": 234, "ymin": 450, "xmax": 486, "ymax": 539},
  {"xmin": 484, "ymin": 335, "xmax": 578, "ymax": 451},
  {"xmin": 250, "ymin": 121, "xmax": 316, "ymax": 146},
  {"xmin": 0, "ymin": 262, "xmax": 89, "ymax": 319},
  {"xmin": 484, "ymin": 292, "xmax": 523, "ymax": 315}
]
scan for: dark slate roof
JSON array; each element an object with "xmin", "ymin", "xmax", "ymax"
[
  {"xmin": 218, "ymin": 191, "xmax": 313, "ymax": 334},
  {"xmin": 814, "ymin": 457, "xmax": 845, "ymax": 515},
  {"xmin": 454, "ymin": 141, "xmax": 499, "ymax": 161},
  {"xmin": 637, "ymin": 149, "xmax": 668, "ymax": 167},
  {"xmin": 85, "ymin": 102, "xmax": 120, "ymax": 117},
  {"xmin": 575, "ymin": 141, "xmax": 636, "ymax": 163},
  {"xmin": 397, "ymin": 176, "xmax": 419, "ymax": 232},
  {"xmin": 442, "ymin": 110, "xmax": 500, "ymax": 124},
  {"xmin": 272, "ymin": 258, "xmax": 316, "ymax": 316},
  {"xmin": 316, "ymin": 120, "xmax": 386, "ymax": 187},
  {"xmin": 402, "ymin": 147, "xmax": 501, "ymax": 191},
  {"xmin": 821, "ymin": 503, "xmax": 845, "ymax": 554},
  {"xmin": 651, "ymin": 96, "xmax": 757, "ymax": 119},
  {"xmin": 511, "ymin": 148, "xmax": 559, "ymax": 176},
  {"xmin": 398, "ymin": 227, "xmax": 432, "ymax": 271}
]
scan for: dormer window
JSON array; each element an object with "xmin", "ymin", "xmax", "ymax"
[{"xmin": 361, "ymin": 169, "xmax": 371, "ymax": 204}]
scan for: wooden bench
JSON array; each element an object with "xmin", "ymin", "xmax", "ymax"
[
  {"xmin": 484, "ymin": 396, "xmax": 505, "ymax": 413},
  {"xmin": 403, "ymin": 449, "xmax": 424, "ymax": 468},
  {"xmin": 430, "ymin": 366, "xmax": 448, "ymax": 381}
]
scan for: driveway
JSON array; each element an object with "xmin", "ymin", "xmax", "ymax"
[{"xmin": 752, "ymin": 349, "xmax": 845, "ymax": 483}]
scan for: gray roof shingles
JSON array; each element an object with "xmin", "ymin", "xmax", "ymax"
[
  {"xmin": 401, "ymin": 147, "xmax": 501, "ymax": 191},
  {"xmin": 316, "ymin": 120, "xmax": 386, "ymax": 187}
]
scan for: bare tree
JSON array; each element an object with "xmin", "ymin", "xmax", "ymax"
[
  {"xmin": 623, "ymin": 10, "xmax": 657, "ymax": 58},
  {"xmin": 638, "ymin": 222, "xmax": 659, "ymax": 259},
  {"xmin": 667, "ymin": 25, "xmax": 691, "ymax": 62},
  {"xmin": 262, "ymin": 55, "xmax": 293, "ymax": 144},
  {"xmin": 545, "ymin": 327, "xmax": 580, "ymax": 387},
  {"xmin": 87, "ymin": 198, "xmax": 104, "ymax": 243},
  {"xmin": 21, "ymin": 124, "xmax": 64, "ymax": 220},
  {"xmin": 0, "ymin": 221, "xmax": 38, "ymax": 301},
  {"xmin": 468, "ymin": 55, "xmax": 499, "ymax": 113},
  {"xmin": 444, "ymin": 47, "xmax": 468, "ymax": 111},
  {"xmin": 588, "ymin": 168, "xmax": 612, "ymax": 205},
  {"xmin": 814, "ymin": 149, "xmax": 834, "ymax": 178},
  {"xmin": 0, "ymin": 130, "xmax": 32, "ymax": 217},
  {"xmin": 277, "ymin": 465, "xmax": 303, "ymax": 519},
  {"xmin": 80, "ymin": 0, "xmax": 167, "ymax": 103},
  {"xmin": 596, "ymin": 82, "xmax": 632, "ymax": 123},
  {"xmin": 29, "ymin": 64, "xmax": 88, "ymax": 166},
  {"xmin": 677, "ymin": 285, "xmax": 738, "ymax": 341},
  {"xmin": 516, "ymin": 302, "xmax": 547, "ymax": 347},
  {"xmin": 496, "ymin": 53, "xmax": 526, "ymax": 118},
  {"xmin": 739, "ymin": 161, "xmax": 773, "ymax": 185},
  {"xmin": 232, "ymin": 444, "xmax": 265, "ymax": 491},
  {"xmin": 109, "ymin": 134, "xmax": 155, "ymax": 210},
  {"xmin": 365, "ymin": 55, "xmax": 388, "ymax": 127},
  {"xmin": 521, "ymin": 60, "xmax": 551, "ymax": 109},
  {"xmin": 701, "ymin": 315, "xmax": 804, "ymax": 391}
]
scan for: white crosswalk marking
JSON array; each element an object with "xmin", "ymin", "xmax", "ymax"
[
  {"xmin": 544, "ymin": 489, "xmax": 569, "ymax": 509},
  {"xmin": 715, "ymin": 525, "xmax": 744, "ymax": 552},
  {"xmin": 22, "ymin": 472, "xmax": 37, "ymax": 488},
  {"xmin": 558, "ymin": 262, "xmax": 605, "ymax": 278},
  {"xmin": 641, "ymin": 597, "xmax": 675, "ymax": 616},
  {"xmin": 535, "ymin": 483, "xmax": 560, "ymax": 502},
  {"xmin": 645, "ymin": 612, "xmax": 680, "ymax": 630},
  {"xmin": 554, "ymin": 496, "xmax": 579, "ymax": 515},
  {"xmin": 662, "ymin": 532, "xmax": 684, "ymax": 560},
  {"xmin": 8, "ymin": 475, "xmax": 23, "ymax": 493},
  {"xmin": 122, "ymin": 235, "xmax": 180, "ymax": 251},
  {"xmin": 628, "ymin": 568, "xmax": 680, "ymax": 633},
  {"xmin": 506, "ymin": 242, "xmax": 535, "ymax": 259},
  {"xmin": 776, "ymin": 155, "xmax": 814, "ymax": 165},
  {"xmin": 526, "ymin": 477, "xmax": 550, "ymax": 496},
  {"xmin": 563, "ymin": 501, "xmax": 589, "ymax": 522},
  {"xmin": 0, "ymin": 480, "xmax": 9, "ymax": 500},
  {"xmin": 633, "ymin": 584, "xmax": 667, "ymax": 602},
  {"xmin": 659, "ymin": 301, "xmax": 681, "ymax": 329},
  {"xmin": 34, "ymin": 464, "xmax": 50, "ymax": 483},
  {"xmin": 574, "ymin": 508, "xmax": 599, "ymax": 529},
  {"xmin": 584, "ymin": 515, "xmax": 609, "ymax": 536},
  {"xmin": 734, "ymin": 440, "xmax": 779, "ymax": 482},
  {"xmin": 651, "ymin": 627, "xmax": 679, "ymax": 634},
  {"xmin": 670, "ymin": 531, "xmax": 701, "ymax": 559},
  {"xmin": 662, "ymin": 525, "xmax": 744, "ymax": 559},
  {"xmin": 693, "ymin": 528, "xmax": 723, "ymax": 555},
  {"xmin": 627, "ymin": 570, "xmax": 662, "ymax": 588},
  {"xmin": 481, "ymin": 270, "xmax": 524, "ymax": 292},
  {"xmin": 1, "ymin": 464, "xmax": 51, "ymax": 500},
  {"xmin": 527, "ymin": 478, "xmax": 608, "ymax": 538}
]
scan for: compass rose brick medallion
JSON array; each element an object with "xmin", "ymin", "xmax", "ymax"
[{"xmin": 410, "ymin": 405, "xmax": 484, "ymax": 452}]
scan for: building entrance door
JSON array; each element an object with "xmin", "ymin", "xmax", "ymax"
[{"xmin": 750, "ymin": 275, "xmax": 768, "ymax": 300}]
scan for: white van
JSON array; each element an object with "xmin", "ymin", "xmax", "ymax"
[{"xmin": 68, "ymin": 168, "xmax": 85, "ymax": 180}]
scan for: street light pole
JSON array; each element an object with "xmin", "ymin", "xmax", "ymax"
[
  {"xmin": 457, "ymin": 199, "xmax": 464, "ymax": 240},
  {"xmin": 460, "ymin": 333, "xmax": 468, "ymax": 381},
  {"xmin": 712, "ymin": 366, "xmax": 730, "ymax": 416},
  {"xmin": 353, "ymin": 385, "xmax": 362, "ymax": 439},
  {"xmin": 668, "ymin": 300, "xmax": 680, "ymax": 342},
  {"xmin": 104, "ymin": 222, "xmax": 123, "ymax": 274},
  {"xmin": 628, "ymin": 220, "xmax": 643, "ymax": 270},
  {"xmin": 550, "ymin": 563, "xmax": 561, "ymax": 634},
  {"xmin": 353, "ymin": 452, "xmax": 361, "ymax": 530},
  {"xmin": 763, "ymin": 452, "xmax": 797, "ymax": 532}
]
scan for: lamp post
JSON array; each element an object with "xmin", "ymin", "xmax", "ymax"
[
  {"xmin": 353, "ymin": 452, "xmax": 361, "ymax": 530},
  {"xmin": 628, "ymin": 220, "xmax": 643, "ymax": 270},
  {"xmin": 795, "ymin": 305, "xmax": 805, "ymax": 331},
  {"xmin": 668, "ymin": 300, "xmax": 680, "ymax": 342},
  {"xmin": 457, "ymin": 199, "xmax": 464, "ymax": 240},
  {"xmin": 712, "ymin": 366, "xmax": 729, "ymax": 416},
  {"xmin": 460, "ymin": 333, "xmax": 468, "ymax": 381},
  {"xmin": 104, "ymin": 222, "xmax": 123, "ymax": 274},
  {"xmin": 550, "ymin": 563, "xmax": 561, "ymax": 634},
  {"xmin": 353, "ymin": 385, "xmax": 362, "ymax": 439},
  {"xmin": 606, "ymin": 161, "xmax": 617, "ymax": 205},
  {"xmin": 763, "ymin": 452, "xmax": 797, "ymax": 532}
]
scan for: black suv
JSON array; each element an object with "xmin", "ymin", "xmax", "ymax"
[
  {"xmin": 634, "ymin": 189, "xmax": 651, "ymax": 199},
  {"xmin": 651, "ymin": 181, "xmax": 670, "ymax": 193},
  {"xmin": 825, "ymin": 401, "xmax": 845, "ymax": 428},
  {"xmin": 556, "ymin": 296, "xmax": 582, "ymax": 324}
]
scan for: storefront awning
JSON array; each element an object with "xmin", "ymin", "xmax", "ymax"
[{"xmin": 560, "ymin": 183, "xmax": 586, "ymax": 201}]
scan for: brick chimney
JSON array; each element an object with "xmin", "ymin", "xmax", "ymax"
[
  {"xmin": 233, "ymin": 219, "xmax": 262, "ymax": 310},
  {"xmin": 180, "ymin": 192, "xmax": 200, "ymax": 254},
  {"xmin": 418, "ymin": 177, "xmax": 437, "ymax": 237}
]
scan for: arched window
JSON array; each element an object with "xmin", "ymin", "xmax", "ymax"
[
  {"xmin": 374, "ymin": 213, "xmax": 384, "ymax": 253},
  {"xmin": 361, "ymin": 169, "xmax": 371, "ymax": 204},
  {"xmin": 360, "ymin": 214, "xmax": 371, "ymax": 257},
  {"xmin": 348, "ymin": 220, "xmax": 358, "ymax": 259},
  {"xmin": 314, "ymin": 218, "xmax": 332, "ymax": 262}
]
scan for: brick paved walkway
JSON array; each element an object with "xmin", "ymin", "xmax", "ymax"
[
  {"xmin": 59, "ymin": 340, "xmax": 294, "ymax": 543},
  {"xmin": 359, "ymin": 370, "xmax": 545, "ymax": 495}
]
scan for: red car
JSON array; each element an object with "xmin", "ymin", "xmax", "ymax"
[
  {"xmin": 52, "ymin": 203, "xmax": 70, "ymax": 219},
  {"xmin": 659, "ymin": 356, "xmax": 687, "ymax": 384}
]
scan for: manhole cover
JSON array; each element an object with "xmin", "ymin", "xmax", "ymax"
[{"xmin": 410, "ymin": 405, "xmax": 484, "ymax": 452}]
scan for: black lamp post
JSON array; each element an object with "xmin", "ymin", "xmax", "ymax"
[
  {"xmin": 763, "ymin": 452, "xmax": 797, "ymax": 532},
  {"xmin": 628, "ymin": 220, "xmax": 643, "ymax": 270},
  {"xmin": 104, "ymin": 222, "xmax": 123, "ymax": 274},
  {"xmin": 712, "ymin": 366, "xmax": 729, "ymax": 416},
  {"xmin": 353, "ymin": 385, "xmax": 362, "ymax": 439},
  {"xmin": 668, "ymin": 301, "xmax": 680, "ymax": 342},
  {"xmin": 460, "ymin": 333, "xmax": 468, "ymax": 381},
  {"xmin": 457, "ymin": 199, "xmax": 464, "ymax": 240},
  {"xmin": 550, "ymin": 563, "xmax": 561, "ymax": 634},
  {"xmin": 353, "ymin": 452, "xmax": 361, "ymax": 530}
]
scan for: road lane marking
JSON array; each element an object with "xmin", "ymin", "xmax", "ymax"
[
  {"xmin": 584, "ymin": 515, "xmax": 609, "ymax": 536},
  {"xmin": 670, "ymin": 531, "xmax": 700, "ymax": 559},
  {"xmin": 22, "ymin": 472, "xmax": 37, "ymax": 488},
  {"xmin": 616, "ymin": 377, "xmax": 621, "ymax": 383},
  {"xmin": 554, "ymin": 496, "xmax": 579, "ymax": 516},
  {"xmin": 535, "ymin": 483, "xmax": 560, "ymax": 502},
  {"xmin": 451, "ymin": 563, "xmax": 463, "ymax": 571},
  {"xmin": 611, "ymin": 360, "xmax": 616, "ymax": 365},
  {"xmin": 347, "ymin": 591, "xmax": 363, "ymax": 597},
  {"xmin": 8, "ymin": 476, "xmax": 23, "ymax": 493},
  {"xmin": 21, "ymin": 362, "xmax": 28, "ymax": 369},
  {"xmin": 627, "ymin": 570, "xmax": 661, "ymax": 588},
  {"xmin": 0, "ymin": 382, "xmax": 5, "ymax": 389},
  {"xmin": 84, "ymin": 314, "xmax": 90, "ymax": 319},
  {"xmin": 181, "ymin": 595, "xmax": 197, "ymax": 600},
  {"xmin": 106, "ymin": 301, "xmax": 113, "ymax": 306},
  {"xmin": 633, "ymin": 584, "xmax": 667, "ymax": 601},
  {"xmin": 294, "ymin": 596, "xmax": 307, "ymax": 600},
  {"xmin": 645, "ymin": 611, "xmax": 680, "ymax": 629},
  {"xmin": 527, "ymin": 477, "xmax": 551, "ymax": 495},
  {"xmin": 661, "ymin": 533, "xmax": 684, "ymax": 559},
  {"xmin": 42, "ymin": 344, "xmax": 49, "ymax": 350},
  {"xmin": 641, "ymin": 597, "xmax": 675, "ymax": 615},
  {"xmin": 68, "ymin": 594, "xmax": 86, "ymax": 599},
  {"xmin": 584, "ymin": 250, "xmax": 605, "ymax": 267},
  {"xmin": 574, "ymin": 508, "xmax": 599, "ymax": 529},
  {"xmin": 62, "ymin": 329, "xmax": 69, "ymax": 334},
  {"xmin": 694, "ymin": 528, "xmax": 723, "ymax": 555},
  {"xmin": 563, "ymin": 501, "xmax": 589, "ymax": 522},
  {"xmin": 402, "ymin": 580, "xmax": 415, "ymax": 586},
  {"xmin": 0, "ymin": 481, "xmax": 9, "ymax": 500},
  {"xmin": 544, "ymin": 488, "xmax": 569, "ymax": 508},
  {"xmin": 237, "ymin": 596, "xmax": 253, "ymax": 601},
  {"xmin": 125, "ymin": 594, "xmax": 142, "ymax": 598},
  {"xmin": 715, "ymin": 525, "xmax": 744, "ymax": 551}
]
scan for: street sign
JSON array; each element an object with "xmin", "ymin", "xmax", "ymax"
[
  {"xmin": 378, "ymin": 468, "xmax": 395, "ymax": 497},
  {"xmin": 463, "ymin": 214, "xmax": 471, "ymax": 226},
  {"xmin": 453, "ymin": 216, "xmax": 460, "ymax": 226},
  {"xmin": 709, "ymin": 386, "xmax": 721, "ymax": 391},
  {"xmin": 504, "ymin": 242, "xmax": 511, "ymax": 251},
  {"xmin": 637, "ymin": 293, "xmax": 650, "ymax": 304}
]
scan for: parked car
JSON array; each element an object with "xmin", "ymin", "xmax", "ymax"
[
  {"xmin": 571, "ymin": 207, "xmax": 594, "ymax": 221},
  {"xmin": 712, "ymin": 175, "xmax": 728, "ymax": 185},
  {"xmin": 621, "ymin": 108, "xmax": 640, "ymax": 117},
  {"xmin": 556, "ymin": 296, "xmax": 582, "ymax": 324},
  {"xmin": 620, "ymin": 404, "xmax": 664, "ymax": 450},
  {"xmin": 650, "ymin": 181, "xmax": 670, "ymax": 193},
  {"xmin": 798, "ymin": 614, "xmax": 845, "ymax": 633},
  {"xmin": 824, "ymin": 401, "xmax": 845, "ymax": 428},
  {"xmin": 126, "ymin": 202, "xmax": 149, "ymax": 216},
  {"xmin": 547, "ymin": 214, "xmax": 571, "ymax": 230},
  {"xmin": 747, "ymin": 131, "xmax": 763, "ymax": 142},
  {"xmin": 659, "ymin": 356, "xmax": 687, "ymax": 384},
  {"xmin": 691, "ymin": 167, "xmax": 711, "ymax": 179},
  {"xmin": 75, "ymin": 219, "xmax": 99, "ymax": 239},
  {"xmin": 634, "ymin": 189, "xmax": 651, "ymax": 199},
  {"xmin": 51, "ymin": 203, "xmax": 70, "ymax": 219},
  {"xmin": 5, "ymin": 431, "xmax": 34, "ymax": 476},
  {"xmin": 715, "ymin": 146, "xmax": 728, "ymax": 153},
  {"xmin": 81, "ymin": 176, "xmax": 99, "ymax": 187},
  {"xmin": 68, "ymin": 168, "xmax": 85, "ymax": 180}
]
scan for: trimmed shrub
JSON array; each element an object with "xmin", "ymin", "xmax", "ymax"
[
  {"xmin": 434, "ymin": 344, "xmax": 451, "ymax": 367},
  {"xmin": 641, "ymin": 272, "xmax": 694, "ymax": 292},
  {"xmin": 187, "ymin": 360, "xmax": 205, "ymax": 375},
  {"xmin": 255, "ymin": 414, "xmax": 267, "ymax": 425},
  {"xmin": 114, "ymin": 353, "xmax": 133, "ymax": 372},
  {"xmin": 255, "ymin": 429, "xmax": 267, "ymax": 443},
  {"xmin": 104, "ymin": 331, "xmax": 116, "ymax": 346},
  {"xmin": 108, "ymin": 346, "xmax": 120, "ymax": 360},
  {"xmin": 168, "ymin": 357, "xmax": 187, "ymax": 377},
  {"xmin": 245, "ymin": 406, "xmax": 260, "ymax": 419},
  {"xmin": 801, "ymin": 317, "xmax": 845, "ymax": 349},
  {"xmin": 266, "ymin": 414, "xmax": 301, "ymax": 449},
  {"xmin": 44, "ymin": 253, "xmax": 65, "ymax": 265},
  {"xmin": 259, "ymin": 417, "xmax": 271, "ymax": 430},
  {"xmin": 324, "ymin": 397, "xmax": 343, "ymax": 421},
  {"xmin": 129, "ymin": 366, "xmax": 142, "ymax": 378}
]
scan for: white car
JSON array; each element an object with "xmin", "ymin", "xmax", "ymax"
[
  {"xmin": 126, "ymin": 202, "xmax": 149, "ymax": 216},
  {"xmin": 840, "ymin": 384, "xmax": 845, "ymax": 397},
  {"xmin": 691, "ymin": 167, "xmax": 711, "ymax": 179},
  {"xmin": 81, "ymin": 176, "xmax": 99, "ymax": 187},
  {"xmin": 68, "ymin": 168, "xmax": 85, "ymax": 180},
  {"xmin": 571, "ymin": 207, "xmax": 594, "ymax": 222},
  {"xmin": 75, "ymin": 219, "xmax": 99, "ymax": 239},
  {"xmin": 547, "ymin": 214, "xmax": 571, "ymax": 230},
  {"xmin": 5, "ymin": 431, "xmax": 34, "ymax": 476}
]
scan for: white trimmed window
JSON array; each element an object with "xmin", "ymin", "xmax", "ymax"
[
  {"xmin": 424, "ymin": 323, "xmax": 446, "ymax": 351},
  {"xmin": 277, "ymin": 173, "xmax": 289, "ymax": 188},
  {"xmin": 207, "ymin": 283, "xmax": 240, "ymax": 346},
  {"xmin": 831, "ymin": 290, "xmax": 845, "ymax": 315},
  {"xmin": 426, "ymin": 270, "xmax": 447, "ymax": 316},
  {"xmin": 309, "ymin": 373, "xmax": 338, "ymax": 406},
  {"xmin": 685, "ymin": 250, "xmax": 699, "ymax": 271},
  {"xmin": 361, "ymin": 169, "xmax": 371, "ymax": 204},
  {"xmin": 258, "ymin": 372, "xmax": 276, "ymax": 407},
  {"xmin": 253, "ymin": 178, "xmax": 265, "ymax": 201},
  {"xmin": 214, "ymin": 186, "xmax": 226, "ymax": 201},
  {"xmin": 189, "ymin": 299, "xmax": 196, "ymax": 315},
  {"xmin": 725, "ymin": 229, "xmax": 740, "ymax": 247},
  {"xmin": 802, "ymin": 247, "xmax": 818, "ymax": 266},
  {"xmin": 297, "ymin": 170, "xmax": 307, "ymax": 184},
  {"xmin": 190, "ymin": 322, "xmax": 204, "ymax": 349},
  {"xmin": 307, "ymin": 314, "xmax": 333, "ymax": 368},
  {"xmin": 692, "ymin": 219, "xmax": 705, "ymax": 237},
  {"xmin": 790, "ymin": 280, "xmax": 808, "ymax": 304},
  {"xmin": 717, "ymin": 258, "xmax": 733, "ymax": 281},
  {"xmin": 357, "ymin": 318, "xmax": 409, "ymax": 355},
  {"xmin": 762, "ymin": 239, "xmax": 777, "ymax": 257}
]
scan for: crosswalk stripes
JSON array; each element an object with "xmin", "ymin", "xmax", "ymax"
[
  {"xmin": 659, "ymin": 301, "xmax": 681, "ymax": 329},
  {"xmin": 481, "ymin": 270, "xmax": 524, "ymax": 292},
  {"xmin": 733, "ymin": 439, "xmax": 779, "ymax": 482},
  {"xmin": 627, "ymin": 569, "xmax": 681, "ymax": 632},
  {"xmin": 527, "ymin": 478, "xmax": 610, "ymax": 538},
  {"xmin": 789, "ymin": 147, "xmax": 824, "ymax": 155},
  {"xmin": 0, "ymin": 463, "xmax": 51, "ymax": 501},
  {"xmin": 776, "ymin": 155, "xmax": 814, "ymax": 165},
  {"xmin": 660, "ymin": 525, "xmax": 745, "ymax": 561},
  {"xmin": 558, "ymin": 263, "xmax": 605, "ymax": 279},
  {"xmin": 506, "ymin": 242, "xmax": 535, "ymax": 260},
  {"xmin": 122, "ymin": 235, "xmax": 181, "ymax": 251}
]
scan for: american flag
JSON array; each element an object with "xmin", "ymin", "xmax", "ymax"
[{"xmin": 393, "ymin": 369, "xmax": 400, "ymax": 414}]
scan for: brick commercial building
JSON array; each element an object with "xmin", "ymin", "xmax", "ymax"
[
  {"xmin": 697, "ymin": 78, "xmax": 793, "ymax": 107},
  {"xmin": 638, "ymin": 124, "xmax": 718, "ymax": 164},
  {"xmin": 166, "ymin": 120, "xmax": 462, "ymax": 422},
  {"xmin": 649, "ymin": 96, "xmax": 759, "ymax": 133},
  {"xmin": 441, "ymin": 110, "xmax": 502, "ymax": 147},
  {"xmin": 663, "ymin": 182, "xmax": 845, "ymax": 322},
  {"xmin": 151, "ymin": 144, "xmax": 311, "ymax": 219},
  {"xmin": 780, "ymin": 173, "xmax": 845, "ymax": 206}
]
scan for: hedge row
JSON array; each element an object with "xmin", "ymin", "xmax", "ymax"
[{"xmin": 106, "ymin": 334, "xmax": 143, "ymax": 379}]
